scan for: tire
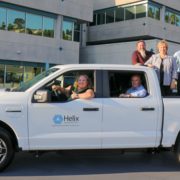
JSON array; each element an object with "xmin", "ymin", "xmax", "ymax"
[
  {"xmin": 175, "ymin": 145, "xmax": 180, "ymax": 163},
  {"xmin": 0, "ymin": 128, "xmax": 15, "ymax": 171}
]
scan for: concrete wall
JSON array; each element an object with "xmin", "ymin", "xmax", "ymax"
[
  {"xmin": 0, "ymin": 0, "xmax": 93, "ymax": 65},
  {"xmin": 87, "ymin": 17, "xmax": 180, "ymax": 44},
  {"xmin": 88, "ymin": 17, "xmax": 149, "ymax": 42},
  {"xmin": 1, "ymin": 0, "xmax": 93, "ymax": 22},
  {"xmin": 93, "ymin": 0, "xmax": 180, "ymax": 11},
  {"xmin": 154, "ymin": 0, "xmax": 180, "ymax": 11},
  {"xmin": 80, "ymin": 40, "xmax": 180, "ymax": 64},
  {"xmin": 0, "ymin": 30, "xmax": 79, "ymax": 64},
  {"xmin": 93, "ymin": 0, "xmax": 141, "ymax": 10}
]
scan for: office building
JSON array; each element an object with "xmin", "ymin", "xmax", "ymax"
[
  {"xmin": 81, "ymin": 0, "xmax": 180, "ymax": 64},
  {"xmin": 1, "ymin": 0, "xmax": 180, "ymax": 88},
  {"xmin": 0, "ymin": 0, "xmax": 93, "ymax": 88}
]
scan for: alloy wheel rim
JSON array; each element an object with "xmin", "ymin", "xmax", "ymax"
[{"xmin": 0, "ymin": 138, "xmax": 7, "ymax": 164}]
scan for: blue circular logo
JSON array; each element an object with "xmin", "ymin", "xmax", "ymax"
[{"xmin": 53, "ymin": 115, "xmax": 63, "ymax": 124}]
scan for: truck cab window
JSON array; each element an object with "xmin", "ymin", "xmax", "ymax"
[
  {"xmin": 33, "ymin": 70, "xmax": 95, "ymax": 103},
  {"xmin": 108, "ymin": 71, "xmax": 148, "ymax": 98}
]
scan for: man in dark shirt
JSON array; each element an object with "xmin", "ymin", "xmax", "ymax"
[{"xmin": 132, "ymin": 40, "xmax": 153, "ymax": 65}]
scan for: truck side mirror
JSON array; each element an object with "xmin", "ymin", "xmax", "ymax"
[{"xmin": 33, "ymin": 90, "xmax": 51, "ymax": 103}]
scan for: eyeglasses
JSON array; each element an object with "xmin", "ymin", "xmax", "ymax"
[
  {"xmin": 78, "ymin": 79, "xmax": 87, "ymax": 82},
  {"xmin": 131, "ymin": 79, "xmax": 139, "ymax": 82}
]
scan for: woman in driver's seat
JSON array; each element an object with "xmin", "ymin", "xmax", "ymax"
[{"xmin": 52, "ymin": 74, "xmax": 94, "ymax": 100}]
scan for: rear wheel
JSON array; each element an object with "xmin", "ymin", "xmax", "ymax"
[
  {"xmin": 0, "ymin": 128, "xmax": 15, "ymax": 171},
  {"xmin": 175, "ymin": 142, "xmax": 180, "ymax": 163}
]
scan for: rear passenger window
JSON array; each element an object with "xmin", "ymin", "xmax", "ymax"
[{"xmin": 108, "ymin": 71, "xmax": 148, "ymax": 98}]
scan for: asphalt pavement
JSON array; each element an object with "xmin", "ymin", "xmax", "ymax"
[{"xmin": 1, "ymin": 150, "xmax": 180, "ymax": 180}]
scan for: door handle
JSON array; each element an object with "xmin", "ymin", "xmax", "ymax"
[
  {"xmin": 83, "ymin": 108, "xmax": 99, "ymax": 111},
  {"xmin": 141, "ymin": 107, "xmax": 155, "ymax": 111},
  {"xmin": 6, "ymin": 110, "xmax": 22, "ymax": 113}
]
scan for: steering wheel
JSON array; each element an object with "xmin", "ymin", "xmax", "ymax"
[
  {"xmin": 51, "ymin": 89, "xmax": 68, "ymax": 102},
  {"xmin": 52, "ymin": 89, "xmax": 59, "ymax": 97}
]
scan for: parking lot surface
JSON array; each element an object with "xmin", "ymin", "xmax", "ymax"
[{"xmin": 1, "ymin": 151, "xmax": 180, "ymax": 180}]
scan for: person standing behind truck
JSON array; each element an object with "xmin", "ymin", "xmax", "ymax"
[
  {"xmin": 145, "ymin": 40, "xmax": 178, "ymax": 96},
  {"xmin": 132, "ymin": 40, "xmax": 154, "ymax": 65},
  {"xmin": 174, "ymin": 50, "xmax": 180, "ymax": 72},
  {"xmin": 174, "ymin": 50, "xmax": 180, "ymax": 95}
]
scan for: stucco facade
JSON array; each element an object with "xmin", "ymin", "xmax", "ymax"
[
  {"xmin": 0, "ymin": 0, "xmax": 93, "ymax": 65},
  {"xmin": 80, "ymin": 0, "xmax": 180, "ymax": 64},
  {"xmin": 81, "ymin": 40, "xmax": 180, "ymax": 64}
]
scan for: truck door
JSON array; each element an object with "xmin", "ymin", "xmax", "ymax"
[
  {"xmin": 102, "ymin": 70, "xmax": 161, "ymax": 148},
  {"xmin": 28, "ymin": 70, "xmax": 102, "ymax": 150}
]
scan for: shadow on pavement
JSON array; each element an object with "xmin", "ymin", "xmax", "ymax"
[{"xmin": 1, "ymin": 151, "xmax": 180, "ymax": 176}]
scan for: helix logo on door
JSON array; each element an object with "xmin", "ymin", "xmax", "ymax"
[
  {"xmin": 53, "ymin": 114, "xmax": 79, "ymax": 126},
  {"xmin": 53, "ymin": 115, "xmax": 63, "ymax": 125}
]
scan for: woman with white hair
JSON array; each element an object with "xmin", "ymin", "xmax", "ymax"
[{"xmin": 145, "ymin": 40, "xmax": 178, "ymax": 96}]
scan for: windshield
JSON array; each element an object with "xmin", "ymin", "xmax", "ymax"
[{"xmin": 13, "ymin": 68, "xmax": 59, "ymax": 92}]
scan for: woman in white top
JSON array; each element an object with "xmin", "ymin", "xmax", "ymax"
[{"xmin": 145, "ymin": 40, "xmax": 178, "ymax": 96}]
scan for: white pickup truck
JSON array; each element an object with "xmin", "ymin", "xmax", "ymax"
[{"xmin": 0, "ymin": 64, "xmax": 180, "ymax": 171}]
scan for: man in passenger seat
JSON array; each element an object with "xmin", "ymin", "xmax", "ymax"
[{"xmin": 119, "ymin": 74, "xmax": 147, "ymax": 98}]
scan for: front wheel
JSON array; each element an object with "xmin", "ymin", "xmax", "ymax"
[{"xmin": 0, "ymin": 128, "xmax": 15, "ymax": 171}]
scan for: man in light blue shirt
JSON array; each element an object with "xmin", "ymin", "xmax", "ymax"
[
  {"xmin": 120, "ymin": 75, "xmax": 147, "ymax": 98},
  {"xmin": 174, "ymin": 50, "xmax": 180, "ymax": 95},
  {"xmin": 174, "ymin": 50, "xmax": 180, "ymax": 73}
]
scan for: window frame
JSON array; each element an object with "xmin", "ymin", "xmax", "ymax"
[
  {"xmin": 62, "ymin": 17, "xmax": 81, "ymax": 42},
  {"xmin": 165, "ymin": 8, "xmax": 180, "ymax": 27},
  {"xmin": 103, "ymin": 70, "xmax": 149, "ymax": 98},
  {"xmin": 148, "ymin": 2, "xmax": 161, "ymax": 20},
  {"xmin": 0, "ymin": 7, "xmax": 7, "ymax": 30},
  {"xmin": 7, "ymin": 8, "xmax": 26, "ymax": 33},
  {"xmin": 32, "ymin": 69, "xmax": 103, "ymax": 103},
  {"xmin": 106, "ymin": 8, "xmax": 115, "ymax": 24},
  {"xmin": 0, "ymin": 2, "xmax": 56, "ymax": 38}
]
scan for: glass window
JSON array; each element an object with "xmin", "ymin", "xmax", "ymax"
[
  {"xmin": 165, "ymin": 11, "xmax": 176, "ymax": 25},
  {"xmin": 154, "ymin": 6, "xmax": 160, "ymax": 20},
  {"xmin": 74, "ymin": 22, "xmax": 80, "ymax": 32},
  {"xmin": 74, "ymin": 22, "xmax": 80, "ymax": 42},
  {"xmin": 115, "ymin": 7, "xmax": 124, "ymax": 22},
  {"xmin": 125, "ymin": 6, "xmax": 135, "ymax": 20},
  {"xmin": 37, "ymin": 70, "xmax": 94, "ymax": 103},
  {"xmin": 43, "ymin": 17, "xmax": 54, "ymax": 38},
  {"xmin": 136, "ymin": 4, "xmax": 146, "ymax": 19},
  {"xmin": 74, "ymin": 31, "xmax": 80, "ymax": 42},
  {"xmin": 24, "ymin": 66, "xmax": 36, "ymax": 82},
  {"xmin": 62, "ymin": 19, "xmax": 81, "ymax": 42},
  {"xmin": 148, "ymin": 4, "xmax": 155, "ymax": 18},
  {"xmin": 90, "ymin": 14, "xmax": 96, "ymax": 26},
  {"xmin": 5, "ymin": 65, "xmax": 24, "ymax": 89},
  {"xmin": 165, "ymin": 11, "xmax": 169, "ymax": 23},
  {"xmin": 165, "ymin": 10, "xmax": 180, "ymax": 27},
  {"xmin": 0, "ymin": 64, "xmax": 5, "ymax": 88},
  {"xmin": 16, "ymin": 68, "xmax": 58, "ymax": 92},
  {"xmin": 106, "ymin": 8, "xmax": 115, "ymax": 24},
  {"xmin": 62, "ymin": 19, "xmax": 73, "ymax": 41},
  {"xmin": 23, "ymin": 66, "xmax": 42, "ymax": 83},
  {"xmin": 0, "ymin": 7, "xmax": 6, "ymax": 30},
  {"xmin": 26, "ymin": 13, "xmax": 43, "ymax": 36},
  {"xmin": 169, "ymin": 12, "xmax": 176, "ymax": 25},
  {"xmin": 176, "ymin": 14, "xmax": 180, "ymax": 27},
  {"xmin": 7, "ymin": 9, "xmax": 25, "ymax": 33},
  {"xmin": 0, "ymin": 61, "xmax": 45, "ymax": 90},
  {"xmin": 108, "ymin": 71, "xmax": 148, "ymax": 98},
  {"xmin": 148, "ymin": 4, "xmax": 160, "ymax": 20},
  {"xmin": 97, "ymin": 11, "xmax": 105, "ymax": 25}
]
